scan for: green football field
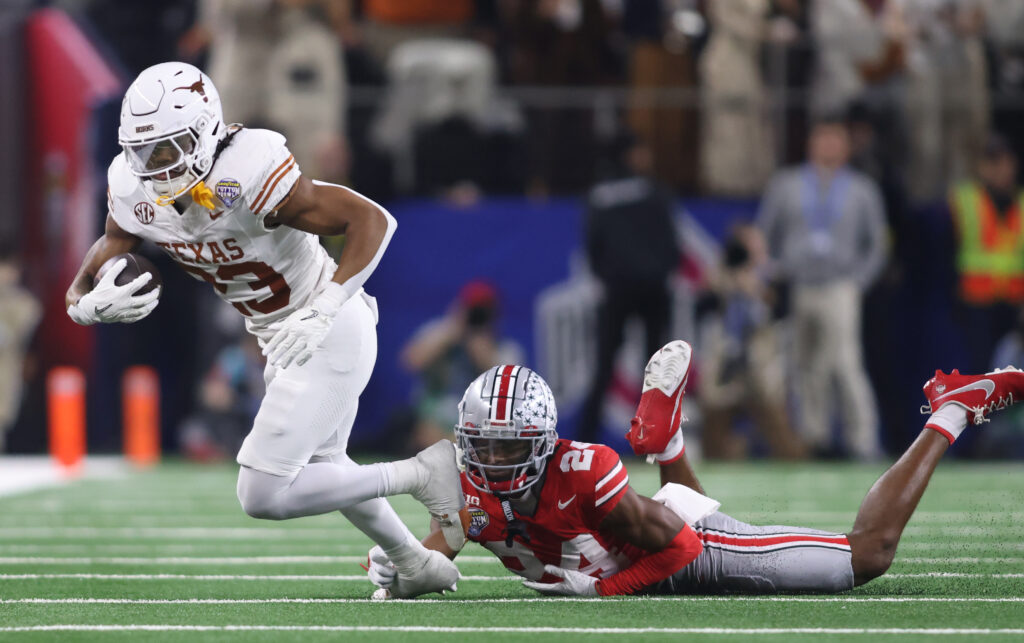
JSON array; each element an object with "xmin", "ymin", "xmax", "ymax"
[{"xmin": 1, "ymin": 458, "xmax": 1022, "ymax": 642}]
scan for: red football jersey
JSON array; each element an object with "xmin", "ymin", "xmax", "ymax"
[{"xmin": 461, "ymin": 439, "xmax": 646, "ymax": 583}]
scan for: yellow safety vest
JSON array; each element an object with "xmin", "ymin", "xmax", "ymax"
[{"xmin": 951, "ymin": 181, "xmax": 1024, "ymax": 305}]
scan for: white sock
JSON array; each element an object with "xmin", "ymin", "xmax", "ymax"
[
  {"xmin": 925, "ymin": 404, "xmax": 969, "ymax": 444},
  {"xmin": 385, "ymin": 534, "xmax": 429, "ymax": 571},
  {"xmin": 379, "ymin": 459, "xmax": 426, "ymax": 496}
]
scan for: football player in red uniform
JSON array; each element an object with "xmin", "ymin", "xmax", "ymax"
[{"xmin": 367, "ymin": 340, "xmax": 1024, "ymax": 596}]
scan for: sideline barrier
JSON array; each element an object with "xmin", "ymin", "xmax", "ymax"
[
  {"xmin": 46, "ymin": 367, "xmax": 85, "ymax": 470},
  {"xmin": 122, "ymin": 366, "xmax": 160, "ymax": 467}
]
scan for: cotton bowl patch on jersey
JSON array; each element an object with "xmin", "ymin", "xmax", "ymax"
[
  {"xmin": 467, "ymin": 507, "xmax": 490, "ymax": 537},
  {"xmin": 215, "ymin": 178, "xmax": 242, "ymax": 207}
]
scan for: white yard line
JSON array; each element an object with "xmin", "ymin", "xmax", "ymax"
[
  {"xmin": 1, "ymin": 572, "xmax": 1022, "ymax": 581},
  {"xmin": 897, "ymin": 558, "xmax": 1024, "ymax": 564},
  {"xmin": 0, "ymin": 555, "xmax": 1018, "ymax": 565},
  {"xmin": 5, "ymin": 597, "xmax": 1024, "ymax": 605},
  {"xmin": 0, "ymin": 573, "xmax": 516, "ymax": 581},
  {"xmin": 2, "ymin": 625, "xmax": 1024, "ymax": 635},
  {"xmin": 0, "ymin": 555, "xmax": 499, "ymax": 565},
  {"xmin": 0, "ymin": 527, "xmax": 355, "ymax": 540},
  {"xmin": 0, "ymin": 526, "xmax": 1018, "ymax": 540},
  {"xmin": 0, "ymin": 544, "xmax": 383, "ymax": 554}
]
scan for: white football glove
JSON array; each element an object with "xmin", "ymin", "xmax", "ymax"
[
  {"xmin": 365, "ymin": 545, "xmax": 397, "ymax": 589},
  {"xmin": 67, "ymin": 258, "xmax": 161, "ymax": 326},
  {"xmin": 522, "ymin": 564, "xmax": 599, "ymax": 597},
  {"xmin": 263, "ymin": 282, "xmax": 348, "ymax": 369}
]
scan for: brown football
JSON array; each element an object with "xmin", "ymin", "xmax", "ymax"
[{"xmin": 96, "ymin": 253, "xmax": 162, "ymax": 295}]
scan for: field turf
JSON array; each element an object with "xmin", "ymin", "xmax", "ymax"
[{"xmin": 1, "ymin": 458, "xmax": 1022, "ymax": 642}]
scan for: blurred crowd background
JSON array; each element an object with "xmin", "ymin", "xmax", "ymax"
[{"xmin": 4, "ymin": 0, "xmax": 1024, "ymax": 463}]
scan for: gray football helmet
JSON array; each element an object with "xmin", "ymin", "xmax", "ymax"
[{"xmin": 455, "ymin": 365, "xmax": 558, "ymax": 496}]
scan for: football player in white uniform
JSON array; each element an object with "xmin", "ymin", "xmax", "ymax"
[{"xmin": 65, "ymin": 62, "xmax": 465, "ymax": 597}]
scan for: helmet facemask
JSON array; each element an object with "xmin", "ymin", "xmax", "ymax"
[
  {"xmin": 454, "ymin": 365, "xmax": 559, "ymax": 498},
  {"xmin": 456, "ymin": 420, "xmax": 557, "ymax": 496},
  {"xmin": 121, "ymin": 114, "xmax": 217, "ymax": 203}
]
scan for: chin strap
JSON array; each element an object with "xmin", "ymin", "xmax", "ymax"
[
  {"xmin": 500, "ymin": 498, "xmax": 531, "ymax": 548},
  {"xmin": 153, "ymin": 180, "xmax": 221, "ymax": 210}
]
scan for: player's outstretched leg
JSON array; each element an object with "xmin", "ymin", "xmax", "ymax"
[
  {"xmin": 627, "ymin": 340, "xmax": 704, "ymax": 493},
  {"xmin": 237, "ymin": 439, "xmax": 466, "ymax": 550},
  {"xmin": 847, "ymin": 366, "xmax": 1024, "ymax": 586}
]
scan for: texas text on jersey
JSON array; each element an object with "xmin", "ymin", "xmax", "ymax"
[
  {"xmin": 107, "ymin": 127, "xmax": 335, "ymax": 338},
  {"xmin": 461, "ymin": 439, "xmax": 643, "ymax": 584}
]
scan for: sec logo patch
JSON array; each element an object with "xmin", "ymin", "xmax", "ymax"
[
  {"xmin": 467, "ymin": 507, "xmax": 490, "ymax": 538},
  {"xmin": 215, "ymin": 178, "xmax": 242, "ymax": 207},
  {"xmin": 133, "ymin": 202, "xmax": 154, "ymax": 224}
]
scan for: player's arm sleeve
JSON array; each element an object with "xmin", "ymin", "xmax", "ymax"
[
  {"xmin": 583, "ymin": 447, "xmax": 632, "ymax": 528},
  {"xmin": 245, "ymin": 132, "xmax": 301, "ymax": 230},
  {"xmin": 583, "ymin": 446, "xmax": 703, "ymax": 596},
  {"xmin": 594, "ymin": 521, "xmax": 702, "ymax": 596}
]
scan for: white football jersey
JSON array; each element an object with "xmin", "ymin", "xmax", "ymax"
[{"xmin": 107, "ymin": 128, "xmax": 336, "ymax": 338}]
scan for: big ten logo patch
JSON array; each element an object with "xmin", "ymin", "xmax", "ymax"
[
  {"xmin": 134, "ymin": 202, "xmax": 155, "ymax": 224},
  {"xmin": 215, "ymin": 178, "xmax": 242, "ymax": 207}
]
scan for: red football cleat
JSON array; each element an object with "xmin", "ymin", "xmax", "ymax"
[
  {"xmin": 921, "ymin": 366, "xmax": 1024, "ymax": 425},
  {"xmin": 627, "ymin": 340, "xmax": 692, "ymax": 462}
]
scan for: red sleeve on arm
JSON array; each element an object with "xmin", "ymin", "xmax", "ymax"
[
  {"xmin": 594, "ymin": 524, "xmax": 703, "ymax": 596},
  {"xmin": 586, "ymin": 447, "xmax": 630, "ymax": 527}
]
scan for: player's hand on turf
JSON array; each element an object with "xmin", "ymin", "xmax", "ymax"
[
  {"xmin": 263, "ymin": 283, "xmax": 348, "ymax": 369},
  {"xmin": 522, "ymin": 565, "xmax": 599, "ymax": 597},
  {"xmin": 67, "ymin": 258, "xmax": 160, "ymax": 325},
  {"xmin": 365, "ymin": 545, "xmax": 397, "ymax": 589}
]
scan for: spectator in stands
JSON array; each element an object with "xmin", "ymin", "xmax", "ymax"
[
  {"xmin": 577, "ymin": 137, "xmax": 681, "ymax": 443},
  {"xmin": 507, "ymin": 0, "xmax": 617, "ymax": 195},
  {"xmin": 79, "ymin": 0, "xmax": 197, "ymax": 74},
  {"xmin": 810, "ymin": 0, "xmax": 909, "ymax": 141},
  {"xmin": 903, "ymin": 0, "xmax": 989, "ymax": 203},
  {"xmin": 766, "ymin": 0, "xmax": 815, "ymax": 166},
  {"xmin": 622, "ymin": 0, "xmax": 702, "ymax": 192},
  {"xmin": 400, "ymin": 281, "xmax": 523, "ymax": 451},
  {"xmin": 187, "ymin": 0, "xmax": 349, "ymax": 182},
  {"xmin": 985, "ymin": 0, "xmax": 1024, "ymax": 164},
  {"xmin": 342, "ymin": 0, "xmax": 476, "ymax": 69},
  {"xmin": 948, "ymin": 134, "xmax": 1024, "ymax": 375},
  {"xmin": 696, "ymin": 224, "xmax": 806, "ymax": 460},
  {"xmin": 179, "ymin": 333, "xmax": 266, "ymax": 462},
  {"xmin": 0, "ymin": 250, "xmax": 40, "ymax": 452},
  {"xmin": 758, "ymin": 115, "xmax": 887, "ymax": 460},
  {"xmin": 700, "ymin": 0, "xmax": 774, "ymax": 196}
]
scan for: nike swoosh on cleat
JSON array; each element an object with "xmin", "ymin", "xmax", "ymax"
[
  {"xmin": 94, "ymin": 304, "xmax": 113, "ymax": 314},
  {"xmin": 557, "ymin": 496, "xmax": 576, "ymax": 510},
  {"xmin": 933, "ymin": 379, "xmax": 995, "ymax": 402}
]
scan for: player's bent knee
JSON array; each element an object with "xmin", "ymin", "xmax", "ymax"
[
  {"xmin": 851, "ymin": 545, "xmax": 894, "ymax": 583},
  {"xmin": 236, "ymin": 466, "xmax": 290, "ymax": 520}
]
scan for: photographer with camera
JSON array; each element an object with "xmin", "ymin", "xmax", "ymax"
[{"xmin": 400, "ymin": 280, "xmax": 524, "ymax": 451}]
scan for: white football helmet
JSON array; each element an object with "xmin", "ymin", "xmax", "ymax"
[
  {"xmin": 455, "ymin": 365, "xmax": 558, "ymax": 496},
  {"xmin": 118, "ymin": 62, "xmax": 225, "ymax": 203}
]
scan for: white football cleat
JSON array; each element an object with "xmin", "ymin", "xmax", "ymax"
[
  {"xmin": 389, "ymin": 549, "xmax": 460, "ymax": 598},
  {"xmin": 410, "ymin": 440, "xmax": 467, "ymax": 551}
]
